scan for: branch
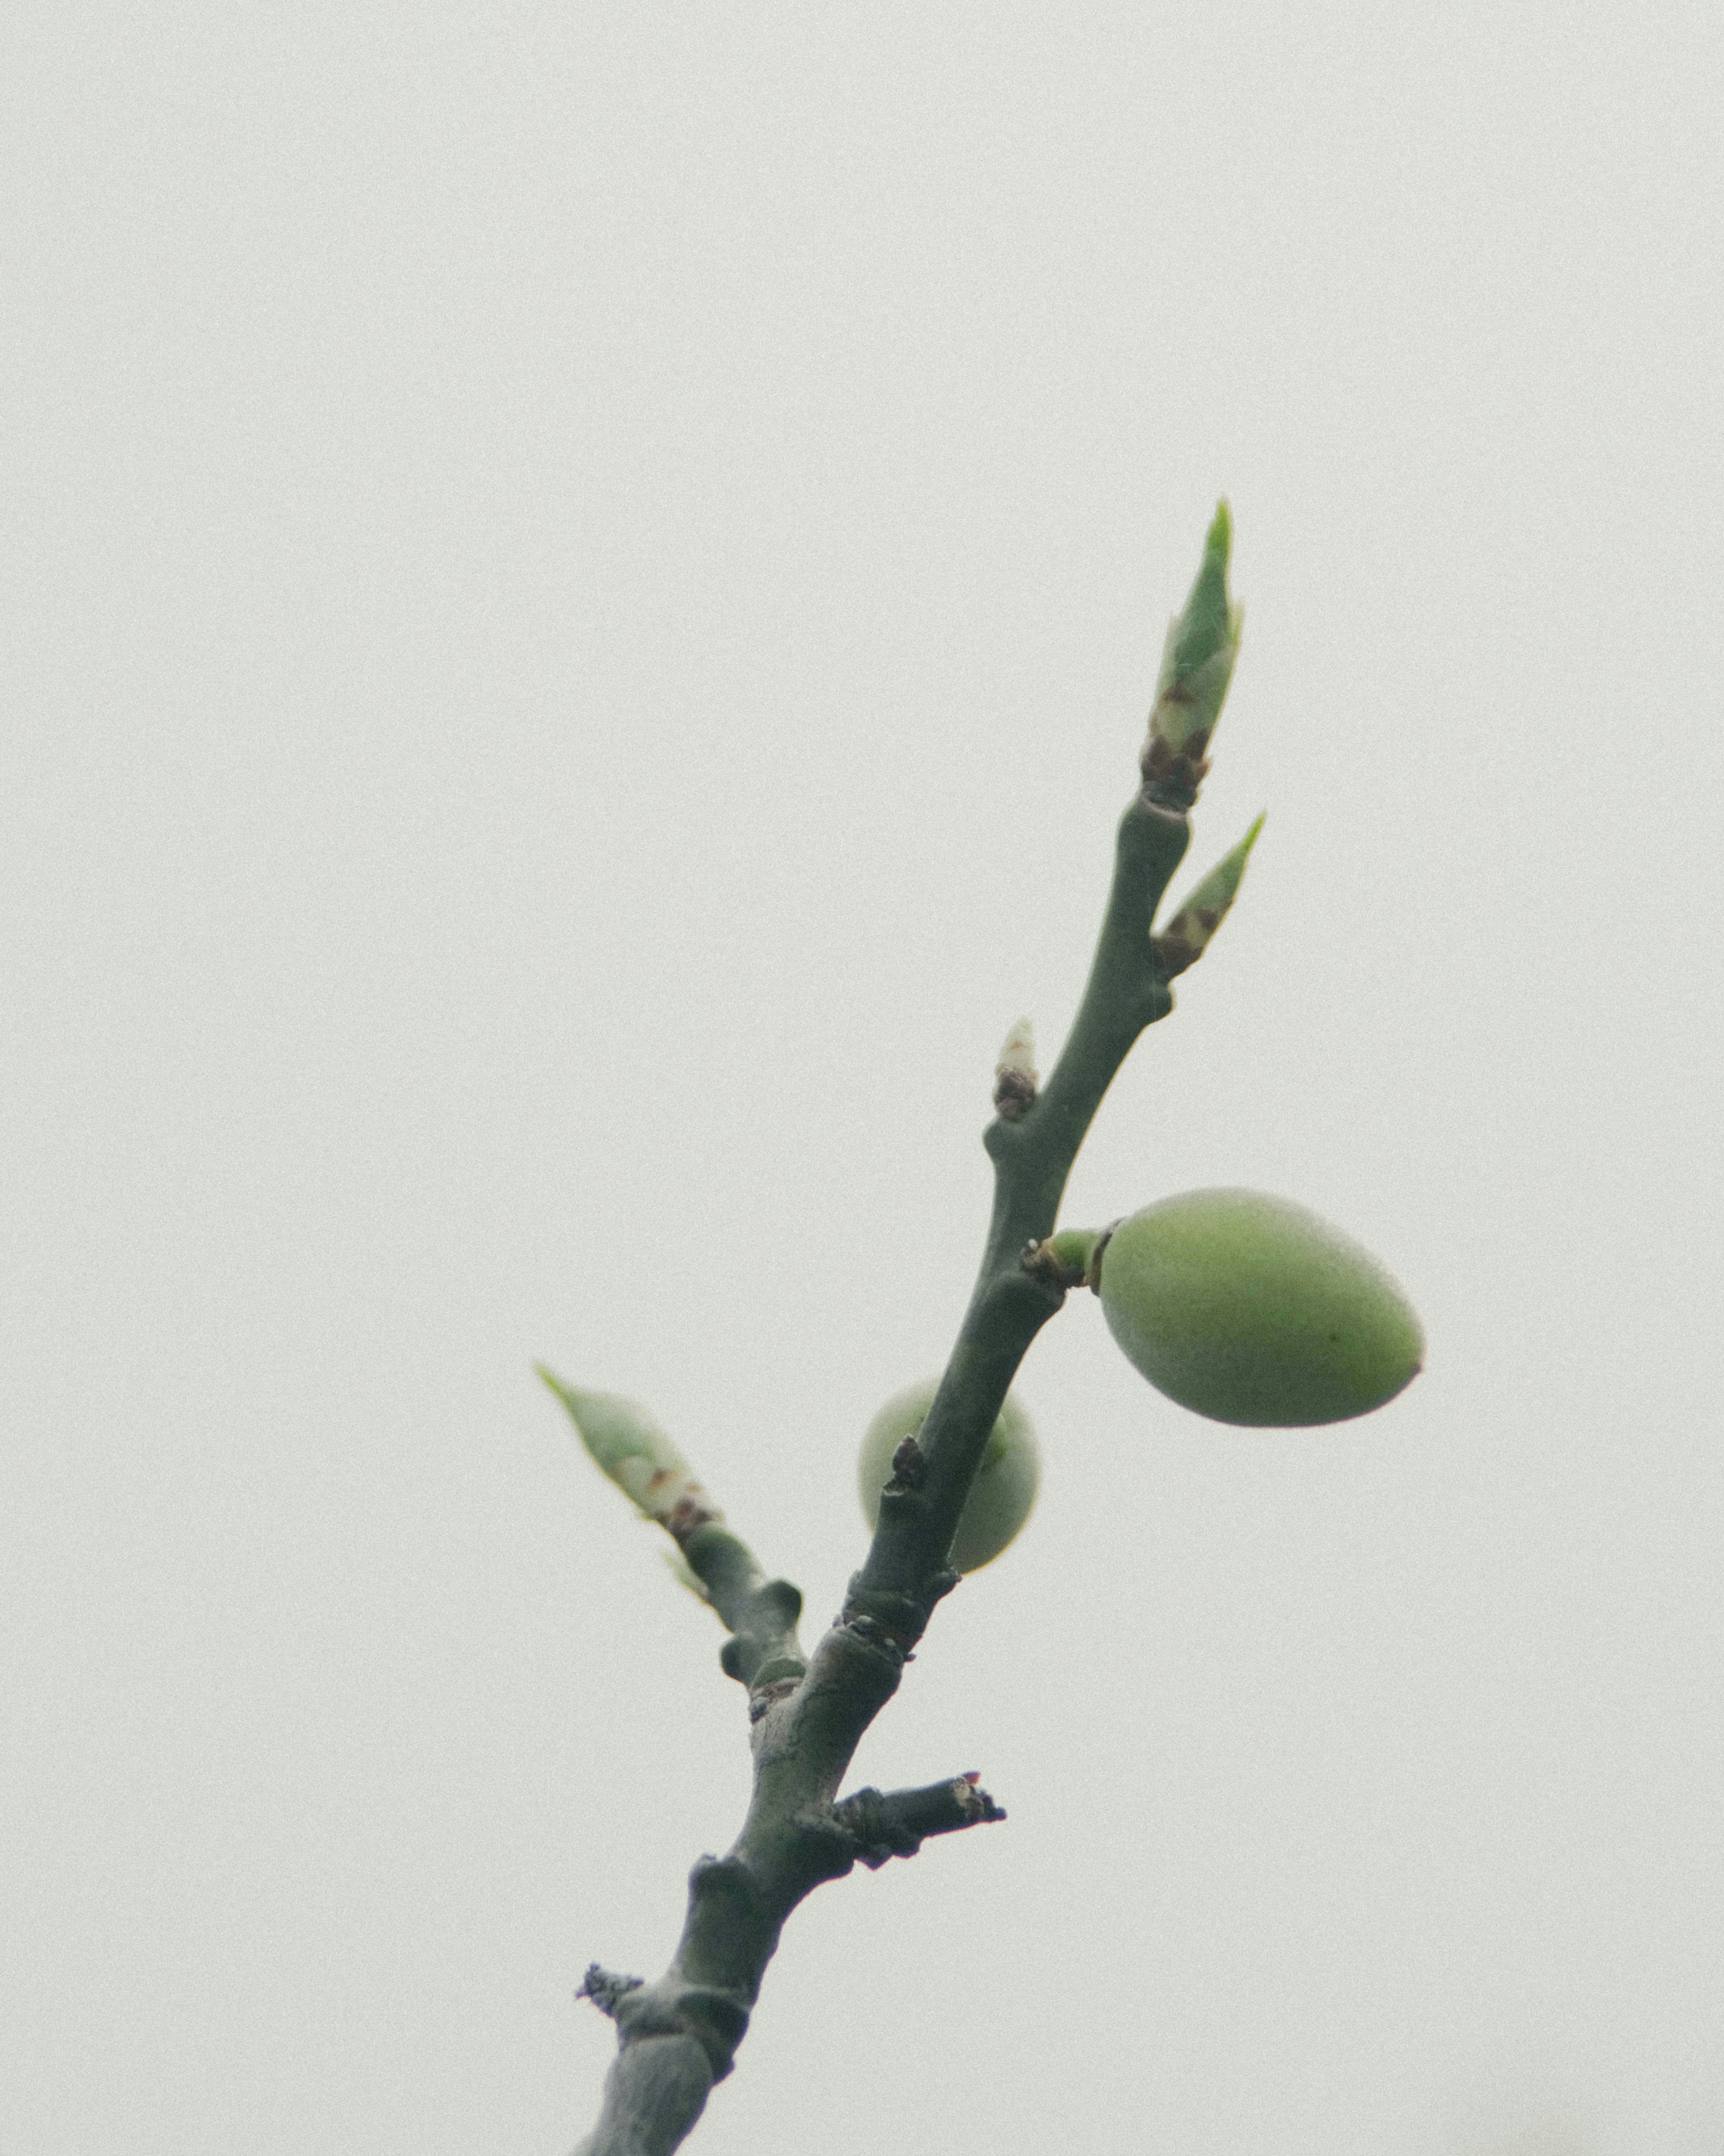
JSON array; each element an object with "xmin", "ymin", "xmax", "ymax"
[
  {"xmin": 832, "ymin": 1773, "xmax": 1007, "ymax": 1869},
  {"xmin": 537, "ymin": 1371, "xmax": 812, "ymax": 1711},
  {"xmin": 562, "ymin": 510, "xmax": 1245, "ymax": 2156},
  {"xmin": 564, "ymin": 798, "xmax": 1187, "ymax": 2156},
  {"xmin": 838, "ymin": 789, "xmax": 1188, "ymax": 1636}
]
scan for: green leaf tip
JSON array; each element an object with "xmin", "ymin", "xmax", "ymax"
[
  {"xmin": 1170, "ymin": 500, "xmax": 1232, "ymax": 666},
  {"xmin": 1152, "ymin": 812, "xmax": 1265, "ymax": 979},
  {"xmin": 1142, "ymin": 501, "xmax": 1245, "ymax": 808},
  {"xmin": 537, "ymin": 1364, "xmax": 720, "ymax": 1529}
]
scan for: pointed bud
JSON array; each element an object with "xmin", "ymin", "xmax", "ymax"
[
  {"xmin": 993, "ymin": 1016, "xmax": 1039, "ymax": 1121},
  {"xmin": 537, "ymin": 1367, "xmax": 722, "ymax": 1539},
  {"xmin": 1152, "ymin": 814, "xmax": 1264, "ymax": 978},
  {"xmin": 1142, "ymin": 503, "xmax": 1244, "ymax": 810}
]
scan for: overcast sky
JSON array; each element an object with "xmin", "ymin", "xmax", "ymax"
[{"xmin": 4, "ymin": 4, "xmax": 1723, "ymax": 2153}]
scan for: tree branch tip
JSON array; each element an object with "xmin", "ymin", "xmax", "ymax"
[
  {"xmin": 541, "ymin": 1374, "xmax": 727, "ymax": 1544},
  {"xmin": 1151, "ymin": 811, "xmax": 1267, "ymax": 978},
  {"xmin": 993, "ymin": 1016, "xmax": 1039, "ymax": 1120},
  {"xmin": 833, "ymin": 1772, "xmax": 1008, "ymax": 1867},
  {"xmin": 957, "ymin": 1777, "xmax": 1007, "ymax": 1826},
  {"xmin": 1141, "ymin": 508, "xmax": 1244, "ymax": 808}
]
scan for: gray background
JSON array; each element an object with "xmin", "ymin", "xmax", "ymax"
[{"xmin": 4, "ymin": 4, "xmax": 1722, "ymax": 2152}]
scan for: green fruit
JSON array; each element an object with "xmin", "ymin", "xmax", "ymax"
[
  {"xmin": 1096, "ymin": 1188, "xmax": 1424, "ymax": 1427},
  {"xmin": 857, "ymin": 1379, "xmax": 1039, "ymax": 1572}
]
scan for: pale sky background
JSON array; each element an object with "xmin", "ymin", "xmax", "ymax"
[{"xmin": 4, "ymin": 5, "xmax": 1722, "ymax": 2153}]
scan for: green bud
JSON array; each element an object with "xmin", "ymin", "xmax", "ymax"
[
  {"xmin": 1152, "ymin": 813, "xmax": 1265, "ymax": 978},
  {"xmin": 857, "ymin": 1378, "xmax": 1040, "ymax": 1573},
  {"xmin": 537, "ymin": 1366, "xmax": 720, "ymax": 1529},
  {"xmin": 1094, "ymin": 1190, "xmax": 1424, "ymax": 1427},
  {"xmin": 1143, "ymin": 502, "xmax": 1244, "ymax": 807}
]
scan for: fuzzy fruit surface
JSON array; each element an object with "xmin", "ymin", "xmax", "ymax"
[
  {"xmin": 1098, "ymin": 1188, "xmax": 1424, "ymax": 1427},
  {"xmin": 857, "ymin": 1379, "xmax": 1039, "ymax": 1572}
]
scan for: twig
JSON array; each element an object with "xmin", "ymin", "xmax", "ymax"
[
  {"xmin": 569, "ymin": 794, "xmax": 1189, "ymax": 2156},
  {"xmin": 566, "ymin": 513, "xmax": 1244, "ymax": 2156}
]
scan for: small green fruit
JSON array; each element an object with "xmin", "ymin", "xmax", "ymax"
[
  {"xmin": 1096, "ymin": 1189, "xmax": 1424, "ymax": 1427},
  {"xmin": 857, "ymin": 1379, "xmax": 1039, "ymax": 1572}
]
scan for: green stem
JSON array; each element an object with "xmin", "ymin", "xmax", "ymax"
[
  {"xmin": 575, "ymin": 775, "xmax": 1194, "ymax": 2156},
  {"xmin": 844, "ymin": 794, "xmax": 1187, "ymax": 1618}
]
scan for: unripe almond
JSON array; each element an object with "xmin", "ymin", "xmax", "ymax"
[
  {"xmin": 857, "ymin": 1379, "xmax": 1039, "ymax": 1572},
  {"xmin": 1096, "ymin": 1188, "xmax": 1424, "ymax": 1427}
]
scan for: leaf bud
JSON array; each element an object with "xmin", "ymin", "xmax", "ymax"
[
  {"xmin": 1152, "ymin": 814, "xmax": 1265, "ymax": 978},
  {"xmin": 537, "ymin": 1367, "xmax": 721, "ymax": 1535},
  {"xmin": 993, "ymin": 1017, "xmax": 1039, "ymax": 1121},
  {"xmin": 1143, "ymin": 502, "xmax": 1244, "ymax": 809}
]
